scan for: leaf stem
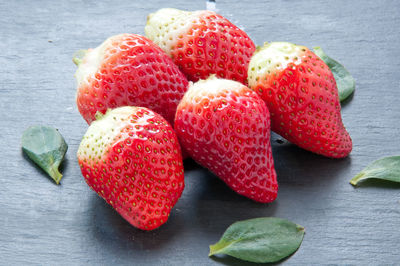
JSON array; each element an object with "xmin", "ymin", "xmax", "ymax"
[
  {"xmin": 209, "ymin": 240, "xmax": 233, "ymax": 256},
  {"xmin": 350, "ymin": 173, "xmax": 365, "ymax": 186},
  {"xmin": 48, "ymin": 165, "xmax": 63, "ymax": 185}
]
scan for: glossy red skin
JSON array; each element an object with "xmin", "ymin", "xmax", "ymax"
[
  {"xmin": 175, "ymin": 82, "xmax": 278, "ymax": 203},
  {"xmin": 76, "ymin": 34, "xmax": 188, "ymax": 125},
  {"xmin": 170, "ymin": 12, "xmax": 256, "ymax": 84},
  {"xmin": 252, "ymin": 49, "xmax": 352, "ymax": 158},
  {"xmin": 78, "ymin": 108, "xmax": 184, "ymax": 231}
]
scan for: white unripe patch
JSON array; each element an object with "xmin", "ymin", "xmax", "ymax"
[
  {"xmin": 74, "ymin": 35, "xmax": 122, "ymax": 87},
  {"xmin": 184, "ymin": 75, "xmax": 245, "ymax": 101},
  {"xmin": 145, "ymin": 8, "xmax": 211, "ymax": 56},
  {"xmin": 77, "ymin": 106, "xmax": 142, "ymax": 164},
  {"xmin": 247, "ymin": 42, "xmax": 307, "ymax": 87}
]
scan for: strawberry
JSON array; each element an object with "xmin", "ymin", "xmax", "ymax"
[
  {"xmin": 248, "ymin": 42, "xmax": 352, "ymax": 158},
  {"xmin": 77, "ymin": 106, "xmax": 184, "ymax": 230},
  {"xmin": 174, "ymin": 76, "xmax": 278, "ymax": 203},
  {"xmin": 73, "ymin": 33, "xmax": 189, "ymax": 125},
  {"xmin": 145, "ymin": 8, "xmax": 256, "ymax": 84}
]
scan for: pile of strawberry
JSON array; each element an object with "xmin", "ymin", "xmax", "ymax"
[{"xmin": 75, "ymin": 8, "xmax": 352, "ymax": 231}]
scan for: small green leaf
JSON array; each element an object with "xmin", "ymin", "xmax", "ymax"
[
  {"xmin": 209, "ymin": 217, "xmax": 305, "ymax": 263},
  {"xmin": 313, "ymin": 46, "xmax": 355, "ymax": 101},
  {"xmin": 350, "ymin": 156, "xmax": 400, "ymax": 186},
  {"xmin": 22, "ymin": 126, "xmax": 68, "ymax": 185}
]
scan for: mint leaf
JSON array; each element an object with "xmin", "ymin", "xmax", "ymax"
[
  {"xmin": 313, "ymin": 46, "xmax": 355, "ymax": 102},
  {"xmin": 209, "ymin": 217, "xmax": 305, "ymax": 263},
  {"xmin": 350, "ymin": 156, "xmax": 400, "ymax": 186},
  {"xmin": 22, "ymin": 126, "xmax": 68, "ymax": 184}
]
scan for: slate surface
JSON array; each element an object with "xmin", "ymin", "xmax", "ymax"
[{"xmin": 1, "ymin": 0, "xmax": 400, "ymax": 265}]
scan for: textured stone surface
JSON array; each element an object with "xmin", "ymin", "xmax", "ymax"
[{"xmin": 1, "ymin": 0, "xmax": 400, "ymax": 264}]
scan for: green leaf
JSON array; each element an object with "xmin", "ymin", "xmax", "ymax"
[
  {"xmin": 350, "ymin": 156, "xmax": 400, "ymax": 186},
  {"xmin": 209, "ymin": 217, "xmax": 305, "ymax": 263},
  {"xmin": 313, "ymin": 46, "xmax": 355, "ymax": 101},
  {"xmin": 22, "ymin": 126, "xmax": 68, "ymax": 185}
]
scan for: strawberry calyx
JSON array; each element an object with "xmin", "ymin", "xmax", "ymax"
[{"xmin": 72, "ymin": 49, "xmax": 88, "ymax": 66}]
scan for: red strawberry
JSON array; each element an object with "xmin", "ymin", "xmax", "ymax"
[
  {"xmin": 77, "ymin": 106, "xmax": 184, "ymax": 230},
  {"xmin": 145, "ymin": 8, "xmax": 256, "ymax": 84},
  {"xmin": 248, "ymin": 42, "xmax": 352, "ymax": 158},
  {"xmin": 73, "ymin": 34, "xmax": 188, "ymax": 125},
  {"xmin": 174, "ymin": 76, "xmax": 278, "ymax": 203}
]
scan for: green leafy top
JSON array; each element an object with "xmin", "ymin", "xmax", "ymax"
[
  {"xmin": 313, "ymin": 46, "xmax": 355, "ymax": 102},
  {"xmin": 22, "ymin": 126, "xmax": 68, "ymax": 184},
  {"xmin": 209, "ymin": 217, "xmax": 305, "ymax": 263},
  {"xmin": 350, "ymin": 156, "xmax": 400, "ymax": 186}
]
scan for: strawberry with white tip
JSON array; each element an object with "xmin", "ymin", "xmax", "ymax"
[
  {"xmin": 248, "ymin": 42, "xmax": 352, "ymax": 158},
  {"xmin": 73, "ymin": 34, "xmax": 188, "ymax": 125},
  {"xmin": 145, "ymin": 8, "xmax": 256, "ymax": 84},
  {"xmin": 175, "ymin": 76, "xmax": 278, "ymax": 203},
  {"xmin": 77, "ymin": 106, "xmax": 184, "ymax": 230}
]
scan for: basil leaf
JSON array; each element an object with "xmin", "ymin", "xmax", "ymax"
[
  {"xmin": 209, "ymin": 217, "xmax": 305, "ymax": 263},
  {"xmin": 313, "ymin": 46, "xmax": 355, "ymax": 102},
  {"xmin": 350, "ymin": 156, "xmax": 400, "ymax": 186},
  {"xmin": 22, "ymin": 126, "xmax": 68, "ymax": 184}
]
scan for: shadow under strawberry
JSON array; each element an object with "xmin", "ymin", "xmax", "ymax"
[
  {"xmin": 176, "ymin": 166, "xmax": 279, "ymax": 264},
  {"xmin": 182, "ymin": 157, "xmax": 199, "ymax": 171},
  {"xmin": 270, "ymin": 132, "xmax": 352, "ymax": 186},
  {"xmin": 189, "ymin": 165, "xmax": 279, "ymax": 232},
  {"xmin": 89, "ymin": 193, "xmax": 185, "ymax": 252}
]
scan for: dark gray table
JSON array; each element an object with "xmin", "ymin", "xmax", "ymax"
[{"xmin": 1, "ymin": 0, "xmax": 400, "ymax": 265}]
